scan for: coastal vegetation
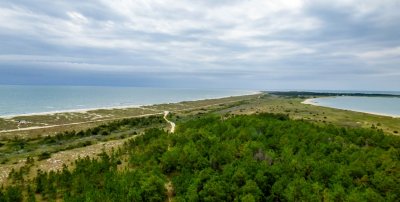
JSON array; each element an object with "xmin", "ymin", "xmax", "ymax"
[
  {"xmin": 0, "ymin": 115, "xmax": 165, "ymax": 165},
  {"xmin": 1, "ymin": 113, "xmax": 399, "ymax": 201},
  {"xmin": 0, "ymin": 93, "xmax": 399, "ymax": 201},
  {"xmin": 0, "ymin": 95, "xmax": 257, "ymax": 184}
]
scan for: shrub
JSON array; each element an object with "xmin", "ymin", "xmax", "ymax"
[{"xmin": 38, "ymin": 152, "xmax": 51, "ymax": 161}]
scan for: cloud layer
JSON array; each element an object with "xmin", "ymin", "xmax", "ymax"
[{"xmin": 0, "ymin": 0, "xmax": 399, "ymax": 90}]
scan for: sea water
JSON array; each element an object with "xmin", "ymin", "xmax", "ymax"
[
  {"xmin": 307, "ymin": 96, "xmax": 400, "ymax": 117},
  {"xmin": 0, "ymin": 85, "xmax": 255, "ymax": 117}
]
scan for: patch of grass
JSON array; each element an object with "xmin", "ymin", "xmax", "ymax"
[{"xmin": 217, "ymin": 95, "xmax": 400, "ymax": 136}]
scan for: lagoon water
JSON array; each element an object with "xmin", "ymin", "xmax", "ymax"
[
  {"xmin": 0, "ymin": 85, "xmax": 254, "ymax": 117},
  {"xmin": 307, "ymin": 96, "xmax": 400, "ymax": 117}
]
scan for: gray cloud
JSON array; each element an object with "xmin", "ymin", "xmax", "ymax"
[{"xmin": 0, "ymin": 0, "xmax": 399, "ymax": 90}]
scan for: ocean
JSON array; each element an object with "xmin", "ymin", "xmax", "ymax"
[
  {"xmin": 306, "ymin": 96, "xmax": 400, "ymax": 117},
  {"xmin": 0, "ymin": 85, "xmax": 255, "ymax": 117}
]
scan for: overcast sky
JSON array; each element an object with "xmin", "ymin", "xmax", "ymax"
[{"xmin": 0, "ymin": 0, "xmax": 399, "ymax": 90}]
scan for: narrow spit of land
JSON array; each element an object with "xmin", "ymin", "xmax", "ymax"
[{"xmin": 0, "ymin": 94, "xmax": 257, "ymax": 138}]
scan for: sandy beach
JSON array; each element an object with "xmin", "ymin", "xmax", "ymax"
[
  {"xmin": 301, "ymin": 98, "xmax": 319, "ymax": 106},
  {"xmin": 302, "ymin": 98, "xmax": 400, "ymax": 118}
]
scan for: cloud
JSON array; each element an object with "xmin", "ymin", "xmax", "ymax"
[{"xmin": 0, "ymin": 0, "xmax": 399, "ymax": 90}]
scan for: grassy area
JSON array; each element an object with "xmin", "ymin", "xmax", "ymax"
[
  {"xmin": 0, "ymin": 115, "xmax": 166, "ymax": 184},
  {"xmin": 218, "ymin": 94, "xmax": 400, "ymax": 135}
]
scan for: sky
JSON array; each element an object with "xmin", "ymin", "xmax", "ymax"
[{"xmin": 0, "ymin": 0, "xmax": 399, "ymax": 91}]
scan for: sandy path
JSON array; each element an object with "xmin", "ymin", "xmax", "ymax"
[
  {"xmin": 163, "ymin": 111, "xmax": 176, "ymax": 133},
  {"xmin": 163, "ymin": 111, "xmax": 176, "ymax": 202}
]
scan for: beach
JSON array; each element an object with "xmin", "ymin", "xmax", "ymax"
[{"xmin": 302, "ymin": 97, "xmax": 400, "ymax": 118}]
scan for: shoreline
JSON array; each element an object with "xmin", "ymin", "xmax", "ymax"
[
  {"xmin": 0, "ymin": 91, "xmax": 261, "ymax": 119},
  {"xmin": 302, "ymin": 98, "xmax": 400, "ymax": 118}
]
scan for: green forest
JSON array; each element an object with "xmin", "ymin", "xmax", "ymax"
[{"xmin": 1, "ymin": 113, "xmax": 399, "ymax": 201}]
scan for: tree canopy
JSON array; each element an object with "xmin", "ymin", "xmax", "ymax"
[{"xmin": 1, "ymin": 113, "xmax": 399, "ymax": 201}]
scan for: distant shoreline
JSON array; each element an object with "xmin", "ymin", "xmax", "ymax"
[
  {"xmin": 0, "ymin": 91, "xmax": 261, "ymax": 119},
  {"xmin": 302, "ymin": 97, "xmax": 400, "ymax": 118},
  {"xmin": 267, "ymin": 91, "xmax": 400, "ymax": 97}
]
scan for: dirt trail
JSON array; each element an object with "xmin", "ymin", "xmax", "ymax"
[
  {"xmin": 163, "ymin": 111, "xmax": 176, "ymax": 133},
  {"xmin": 163, "ymin": 111, "xmax": 175, "ymax": 201}
]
